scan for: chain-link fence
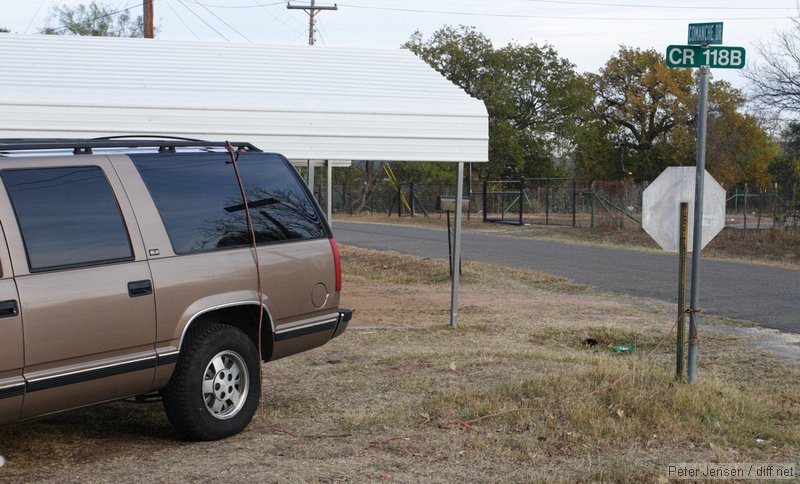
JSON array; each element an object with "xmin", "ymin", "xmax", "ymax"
[
  {"xmin": 321, "ymin": 177, "xmax": 798, "ymax": 231},
  {"xmin": 725, "ymin": 183, "xmax": 799, "ymax": 230}
]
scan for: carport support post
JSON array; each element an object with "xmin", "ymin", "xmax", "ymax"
[
  {"xmin": 306, "ymin": 160, "xmax": 315, "ymax": 190},
  {"xmin": 687, "ymin": 65, "xmax": 709, "ymax": 385},
  {"xmin": 450, "ymin": 162, "xmax": 465, "ymax": 328},
  {"xmin": 326, "ymin": 160, "xmax": 333, "ymax": 222}
]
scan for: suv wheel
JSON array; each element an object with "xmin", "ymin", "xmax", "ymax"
[{"xmin": 163, "ymin": 323, "xmax": 261, "ymax": 441}]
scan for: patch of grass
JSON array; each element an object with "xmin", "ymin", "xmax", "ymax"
[
  {"xmin": 341, "ymin": 245, "xmax": 586, "ymax": 293},
  {"xmin": 1, "ymin": 245, "xmax": 797, "ymax": 482}
]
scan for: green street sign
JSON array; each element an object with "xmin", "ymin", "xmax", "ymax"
[
  {"xmin": 688, "ymin": 22, "xmax": 723, "ymax": 45},
  {"xmin": 666, "ymin": 45, "xmax": 746, "ymax": 69}
]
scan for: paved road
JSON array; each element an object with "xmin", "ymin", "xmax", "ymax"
[{"xmin": 332, "ymin": 221, "xmax": 800, "ymax": 334}]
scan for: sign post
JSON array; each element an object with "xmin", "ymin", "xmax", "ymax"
[
  {"xmin": 659, "ymin": 22, "xmax": 746, "ymax": 384},
  {"xmin": 676, "ymin": 203, "xmax": 688, "ymax": 380},
  {"xmin": 687, "ymin": 64, "xmax": 710, "ymax": 385}
]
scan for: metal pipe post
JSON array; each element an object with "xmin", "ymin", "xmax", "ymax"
[
  {"xmin": 482, "ymin": 180, "xmax": 488, "ymax": 223},
  {"xmin": 687, "ymin": 65, "xmax": 709, "ymax": 385},
  {"xmin": 677, "ymin": 202, "xmax": 689, "ymax": 380},
  {"xmin": 326, "ymin": 160, "xmax": 332, "ymax": 222},
  {"xmin": 450, "ymin": 162, "xmax": 465, "ymax": 328},
  {"xmin": 306, "ymin": 159, "xmax": 315, "ymax": 190}
]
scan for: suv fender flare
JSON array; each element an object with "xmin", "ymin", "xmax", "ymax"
[{"xmin": 178, "ymin": 301, "xmax": 275, "ymax": 351}]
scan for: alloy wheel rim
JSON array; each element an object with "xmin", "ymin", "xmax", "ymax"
[{"xmin": 202, "ymin": 350, "xmax": 249, "ymax": 420}]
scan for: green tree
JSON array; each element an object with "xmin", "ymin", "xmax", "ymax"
[
  {"xmin": 0, "ymin": 28, "xmax": 10, "ymax": 33},
  {"xmin": 769, "ymin": 122, "xmax": 800, "ymax": 193},
  {"xmin": 575, "ymin": 46, "xmax": 776, "ymax": 185},
  {"xmin": 705, "ymin": 81, "xmax": 777, "ymax": 187},
  {"xmin": 404, "ymin": 26, "xmax": 591, "ymax": 180},
  {"xmin": 580, "ymin": 46, "xmax": 694, "ymax": 182},
  {"xmin": 44, "ymin": 1, "xmax": 145, "ymax": 37}
]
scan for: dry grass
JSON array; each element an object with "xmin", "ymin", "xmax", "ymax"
[
  {"xmin": 336, "ymin": 213, "xmax": 800, "ymax": 268},
  {"xmin": 0, "ymin": 246, "xmax": 798, "ymax": 482}
]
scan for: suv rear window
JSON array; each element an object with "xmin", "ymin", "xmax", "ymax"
[
  {"xmin": 2, "ymin": 166, "xmax": 134, "ymax": 272},
  {"xmin": 131, "ymin": 152, "xmax": 328, "ymax": 254}
]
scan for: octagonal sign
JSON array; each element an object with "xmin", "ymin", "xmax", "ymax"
[{"xmin": 642, "ymin": 167, "xmax": 726, "ymax": 252}]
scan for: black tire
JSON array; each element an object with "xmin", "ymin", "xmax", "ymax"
[{"xmin": 162, "ymin": 323, "xmax": 261, "ymax": 441}]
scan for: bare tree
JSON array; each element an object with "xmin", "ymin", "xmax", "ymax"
[{"xmin": 744, "ymin": 19, "xmax": 800, "ymax": 114}]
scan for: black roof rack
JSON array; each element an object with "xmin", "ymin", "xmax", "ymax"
[{"xmin": 0, "ymin": 136, "xmax": 262, "ymax": 155}]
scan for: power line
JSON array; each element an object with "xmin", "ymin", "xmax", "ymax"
[
  {"xmin": 165, "ymin": 0, "xmax": 201, "ymax": 40},
  {"xmin": 185, "ymin": 1, "xmax": 285, "ymax": 8},
  {"xmin": 316, "ymin": 19, "xmax": 331, "ymax": 46},
  {"xmin": 289, "ymin": 29, "xmax": 307, "ymax": 45},
  {"xmin": 336, "ymin": 2, "xmax": 797, "ymax": 21},
  {"xmin": 178, "ymin": 0, "xmax": 231, "ymax": 41},
  {"xmin": 24, "ymin": 0, "xmax": 47, "ymax": 34},
  {"xmin": 521, "ymin": 0, "xmax": 798, "ymax": 10},
  {"xmin": 260, "ymin": 5, "xmax": 304, "ymax": 34},
  {"xmin": 195, "ymin": 1, "xmax": 253, "ymax": 42}
]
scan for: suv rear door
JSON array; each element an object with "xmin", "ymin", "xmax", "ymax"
[
  {"xmin": 0, "ymin": 157, "xmax": 157, "ymax": 418},
  {"xmin": 0, "ymin": 221, "xmax": 23, "ymax": 424}
]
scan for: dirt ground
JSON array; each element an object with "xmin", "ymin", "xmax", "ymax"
[{"xmin": 0, "ymin": 247, "xmax": 798, "ymax": 483}]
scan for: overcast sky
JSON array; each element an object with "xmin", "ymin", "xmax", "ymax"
[{"xmin": 2, "ymin": 0, "xmax": 799, "ymax": 89}]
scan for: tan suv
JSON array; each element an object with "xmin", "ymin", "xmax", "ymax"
[{"xmin": 0, "ymin": 138, "xmax": 351, "ymax": 441}]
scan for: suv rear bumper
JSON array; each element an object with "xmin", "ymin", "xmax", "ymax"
[{"xmin": 332, "ymin": 309, "xmax": 352, "ymax": 339}]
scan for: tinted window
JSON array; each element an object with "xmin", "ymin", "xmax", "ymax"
[
  {"xmin": 2, "ymin": 167, "xmax": 133, "ymax": 272},
  {"xmin": 132, "ymin": 153, "xmax": 327, "ymax": 254},
  {"xmin": 237, "ymin": 155, "xmax": 328, "ymax": 243}
]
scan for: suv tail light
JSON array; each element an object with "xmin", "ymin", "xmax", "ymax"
[{"xmin": 330, "ymin": 238, "xmax": 342, "ymax": 292}]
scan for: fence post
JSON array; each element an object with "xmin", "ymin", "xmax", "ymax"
[
  {"xmin": 482, "ymin": 180, "xmax": 488, "ymax": 223},
  {"xmin": 397, "ymin": 185, "xmax": 402, "ymax": 217},
  {"xmin": 757, "ymin": 188, "xmax": 763, "ymax": 230},
  {"xmin": 772, "ymin": 182, "xmax": 778, "ymax": 229},
  {"xmin": 545, "ymin": 183, "xmax": 550, "ymax": 225},
  {"xmin": 572, "ymin": 179, "xmax": 577, "ymax": 227},
  {"xmin": 519, "ymin": 180, "xmax": 524, "ymax": 225},
  {"xmin": 677, "ymin": 202, "xmax": 689, "ymax": 380},
  {"xmin": 590, "ymin": 181, "xmax": 596, "ymax": 229},
  {"xmin": 743, "ymin": 183, "xmax": 748, "ymax": 233},
  {"xmin": 410, "ymin": 182, "xmax": 416, "ymax": 217}
]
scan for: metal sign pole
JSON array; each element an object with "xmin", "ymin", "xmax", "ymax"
[{"xmin": 687, "ymin": 65, "xmax": 709, "ymax": 384}]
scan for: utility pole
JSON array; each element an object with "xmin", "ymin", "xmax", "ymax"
[
  {"xmin": 287, "ymin": 1, "xmax": 338, "ymax": 46},
  {"xmin": 144, "ymin": 0, "xmax": 154, "ymax": 38}
]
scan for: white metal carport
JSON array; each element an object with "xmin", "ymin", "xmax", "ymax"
[{"xmin": 0, "ymin": 34, "xmax": 488, "ymax": 326}]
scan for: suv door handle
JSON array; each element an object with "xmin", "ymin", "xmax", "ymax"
[
  {"xmin": 0, "ymin": 299, "xmax": 18, "ymax": 318},
  {"xmin": 127, "ymin": 280, "xmax": 153, "ymax": 297}
]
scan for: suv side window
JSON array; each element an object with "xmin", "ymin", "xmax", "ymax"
[
  {"xmin": 131, "ymin": 153, "xmax": 327, "ymax": 254},
  {"xmin": 2, "ymin": 166, "xmax": 134, "ymax": 272},
  {"xmin": 237, "ymin": 155, "xmax": 328, "ymax": 243}
]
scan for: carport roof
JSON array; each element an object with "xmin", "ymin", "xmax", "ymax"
[{"xmin": 0, "ymin": 34, "xmax": 488, "ymax": 163}]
